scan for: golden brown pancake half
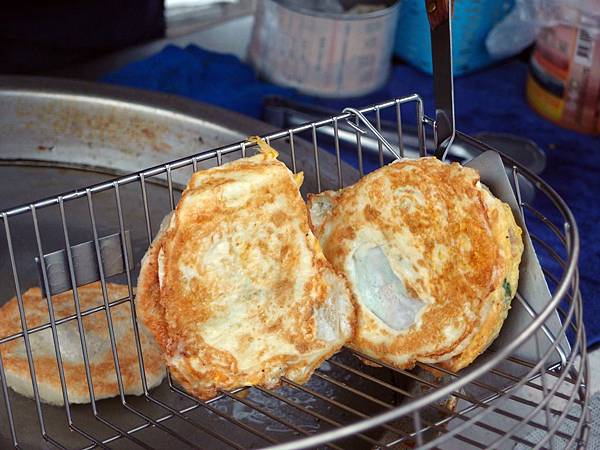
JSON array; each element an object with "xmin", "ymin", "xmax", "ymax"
[
  {"xmin": 0, "ymin": 283, "xmax": 165, "ymax": 405},
  {"xmin": 307, "ymin": 157, "xmax": 523, "ymax": 371},
  {"xmin": 136, "ymin": 139, "xmax": 354, "ymax": 399}
]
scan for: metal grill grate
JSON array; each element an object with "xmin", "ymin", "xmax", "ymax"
[{"xmin": 0, "ymin": 95, "xmax": 587, "ymax": 449}]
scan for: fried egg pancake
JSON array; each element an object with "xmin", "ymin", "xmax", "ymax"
[
  {"xmin": 0, "ymin": 283, "xmax": 165, "ymax": 405},
  {"xmin": 308, "ymin": 157, "xmax": 523, "ymax": 371},
  {"xmin": 136, "ymin": 139, "xmax": 354, "ymax": 399}
]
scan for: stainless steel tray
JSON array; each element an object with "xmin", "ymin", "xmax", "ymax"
[{"xmin": 0, "ymin": 78, "xmax": 588, "ymax": 449}]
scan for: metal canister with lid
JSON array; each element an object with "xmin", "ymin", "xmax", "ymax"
[{"xmin": 248, "ymin": 0, "xmax": 400, "ymax": 97}]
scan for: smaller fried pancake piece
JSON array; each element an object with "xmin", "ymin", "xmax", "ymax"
[
  {"xmin": 0, "ymin": 283, "xmax": 165, "ymax": 405},
  {"xmin": 307, "ymin": 157, "xmax": 523, "ymax": 371},
  {"xmin": 136, "ymin": 138, "xmax": 355, "ymax": 399}
]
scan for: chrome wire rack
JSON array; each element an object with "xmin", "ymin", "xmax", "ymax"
[{"xmin": 0, "ymin": 94, "xmax": 588, "ymax": 450}]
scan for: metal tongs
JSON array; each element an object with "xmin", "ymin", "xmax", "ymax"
[{"xmin": 426, "ymin": 0, "xmax": 455, "ymax": 160}]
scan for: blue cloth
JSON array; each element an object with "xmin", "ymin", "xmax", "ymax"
[
  {"xmin": 103, "ymin": 45, "xmax": 293, "ymax": 118},
  {"xmin": 103, "ymin": 45, "xmax": 600, "ymax": 347}
]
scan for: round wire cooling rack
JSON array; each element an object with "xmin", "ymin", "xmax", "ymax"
[{"xmin": 0, "ymin": 95, "xmax": 588, "ymax": 450}]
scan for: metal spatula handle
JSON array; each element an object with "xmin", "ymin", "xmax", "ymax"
[{"xmin": 426, "ymin": 0, "xmax": 455, "ymax": 160}]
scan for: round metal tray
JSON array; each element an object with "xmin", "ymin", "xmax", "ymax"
[{"xmin": 0, "ymin": 78, "xmax": 588, "ymax": 449}]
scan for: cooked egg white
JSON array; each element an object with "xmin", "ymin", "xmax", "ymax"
[
  {"xmin": 136, "ymin": 139, "xmax": 355, "ymax": 399},
  {"xmin": 308, "ymin": 157, "xmax": 523, "ymax": 371}
]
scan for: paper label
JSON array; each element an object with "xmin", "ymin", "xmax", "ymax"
[{"xmin": 527, "ymin": 24, "xmax": 600, "ymax": 134}]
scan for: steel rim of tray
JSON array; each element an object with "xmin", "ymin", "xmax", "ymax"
[{"xmin": 0, "ymin": 94, "xmax": 586, "ymax": 449}]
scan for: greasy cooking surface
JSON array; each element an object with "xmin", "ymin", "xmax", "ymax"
[
  {"xmin": 136, "ymin": 141, "xmax": 354, "ymax": 399},
  {"xmin": 0, "ymin": 283, "xmax": 165, "ymax": 405},
  {"xmin": 308, "ymin": 157, "xmax": 523, "ymax": 370}
]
